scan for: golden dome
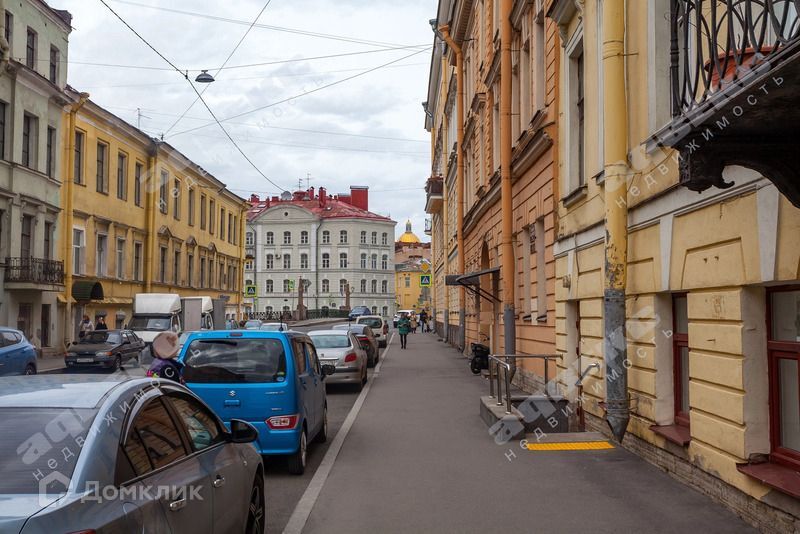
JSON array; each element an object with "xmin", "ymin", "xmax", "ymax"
[{"xmin": 398, "ymin": 220, "xmax": 421, "ymax": 244}]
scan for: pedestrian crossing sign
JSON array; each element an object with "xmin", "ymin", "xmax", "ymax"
[
  {"xmin": 420, "ymin": 274, "xmax": 431, "ymax": 287},
  {"xmin": 244, "ymin": 285, "xmax": 257, "ymax": 297}
]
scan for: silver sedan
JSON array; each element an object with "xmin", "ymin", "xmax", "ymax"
[
  {"xmin": 309, "ymin": 330, "xmax": 368, "ymax": 391},
  {"xmin": 0, "ymin": 375, "xmax": 265, "ymax": 533}
]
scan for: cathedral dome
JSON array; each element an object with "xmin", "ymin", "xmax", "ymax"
[{"xmin": 397, "ymin": 220, "xmax": 421, "ymax": 244}]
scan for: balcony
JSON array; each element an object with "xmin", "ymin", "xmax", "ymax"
[
  {"xmin": 652, "ymin": 0, "xmax": 800, "ymax": 207},
  {"xmin": 424, "ymin": 218, "xmax": 432, "ymax": 236},
  {"xmin": 4, "ymin": 257, "xmax": 65, "ymax": 290},
  {"xmin": 425, "ymin": 175, "xmax": 444, "ymax": 214}
]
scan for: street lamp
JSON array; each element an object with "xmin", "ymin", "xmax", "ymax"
[{"xmin": 195, "ymin": 70, "xmax": 215, "ymax": 83}]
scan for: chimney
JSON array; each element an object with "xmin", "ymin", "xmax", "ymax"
[
  {"xmin": 271, "ymin": 196, "xmax": 279, "ymax": 203},
  {"xmin": 308, "ymin": 186, "xmax": 315, "ymax": 200},
  {"xmin": 350, "ymin": 186, "xmax": 369, "ymax": 211},
  {"xmin": 249, "ymin": 194, "xmax": 260, "ymax": 204},
  {"xmin": 318, "ymin": 187, "xmax": 327, "ymax": 208}
]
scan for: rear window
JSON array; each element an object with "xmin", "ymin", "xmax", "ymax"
[
  {"xmin": 183, "ymin": 338, "xmax": 287, "ymax": 383},
  {"xmin": 358, "ymin": 317, "xmax": 382, "ymax": 329},
  {"xmin": 311, "ymin": 335, "xmax": 351, "ymax": 349},
  {"xmin": 0, "ymin": 408, "xmax": 96, "ymax": 494}
]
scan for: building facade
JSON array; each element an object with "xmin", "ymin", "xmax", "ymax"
[
  {"xmin": 0, "ymin": 0, "xmax": 71, "ymax": 355},
  {"xmin": 245, "ymin": 186, "xmax": 396, "ymax": 317},
  {"xmin": 395, "ymin": 220, "xmax": 432, "ymax": 312},
  {"xmin": 61, "ymin": 91, "xmax": 246, "ymax": 342}
]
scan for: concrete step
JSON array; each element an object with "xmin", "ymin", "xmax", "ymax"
[{"xmin": 525, "ymin": 431, "xmax": 608, "ymax": 444}]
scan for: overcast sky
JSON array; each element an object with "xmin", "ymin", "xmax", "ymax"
[{"xmin": 58, "ymin": 0, "xmax": 435, "ymax": 241}]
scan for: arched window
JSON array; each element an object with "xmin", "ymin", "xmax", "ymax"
[
  {"xmin": 381, "ymin": 232, "xmax": 388, "ymax": 245},
  {"xmin": 283, "ymin": 255, "xmax": 291, "ymax": 269},
  {"xmin": 371, "ymin": 279, "xmax": 377, "ymax": 293},
  {"xmin": 322, "ymin": 279, "xmax": 330, "ymax": 292},
  {"xmin": 300, "ymin": 253, "xmax": 308, "ymax": 269},
  {"xmin": 266, "ymin": 231, "xmax": 274, "ymax": 245},
  {"xmin": 360, "ymin": 231, "xmax": 367, "ymax": 244},
  {"xmin": 371, "ymin": 231, "xmax": 377, "ymax": 245},
  {"xmin": 382, "ymin": 306, "xmax": 388, "ymax": 317},
  {"xmin": 371, "ymin": 254, "xmax": 377, "ymax": 269},
  {"xmin": 266, "ymin": 305, "xmax": 273, "ymax": 313},
  {"xmin": 322, "ymin": 253, "xmax": 330, "ymax": 268},
  {"xmin": 265, "ymin": 280, "xmax": 273, "ymax": 293},
  {"xmin": 381, "ymin": 280, "xmax": 388, "ymax": 293},
  {"xmin": 322, "ymin": 230, "xmax": 330, "ymax": 244},
  {"xmin": 245, "ymin": 232, "xmax": 254, "ymax": 245},
  {"xmin": 371, "ymin": 306, "xmax": 378, "ymax": 314},
  {"xmin": 282, "ymin": 279, "xmax": 291, "ymax": 292},
  {"xmin": 339, "ymin": 253, "xmax": 348, "ymax": 268},
  {"xmin": 340, "ymin": 230, "xmax": 348, "ymax": 244},
  {"xmin": 283, "ymin": 231, "xmax": 291, "ymax": 245},
  {"xmin": 265, "ymin": 254, "xmax": 274, "ymax": 270},
  {"xmin": 300, "ymin": 231, "xmax": 309, "ymax": 244},
  {"xmin": 381, "ymin": 255, "xmax": 388, "ymax": 270},
  {"xmin": 360, "ymin": 253, "xmax": 367, "ymax": 269},
  {"xmin": 360, "ymin": 279, "xmax": 367, "ymax": 292},
  {"xmin": 339, "ymin": 279, "xmax": 348, "ymax": 294}
]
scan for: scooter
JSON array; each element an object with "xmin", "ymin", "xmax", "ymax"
[{"xmin": 470, "ymin": 342, "xmax": 491, "ymax": 375}]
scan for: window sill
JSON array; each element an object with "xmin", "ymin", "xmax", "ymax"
[
  {"xmin": 737, "ymin": 461, "xmax": 800, "ymax": 499},
  {"xmin": 650, "ymin": 424, "xmax": 691, "ymax": 447},
  {"xmin": 561, "ymin": 184, "xmax": 588, "ymax": 208}
]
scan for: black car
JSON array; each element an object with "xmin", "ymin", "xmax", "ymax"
[
  {"xmin": 65, "ymin": 330, "xmax": 145, "ymax": 371},
  {"xmin": 348, "ymin": 306, "xmax": 371, "ymax": 321}
]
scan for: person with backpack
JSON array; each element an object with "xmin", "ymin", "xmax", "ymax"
[{"xmin": 146, "ymin": 331, "xmax": 184, "ymax": 383}]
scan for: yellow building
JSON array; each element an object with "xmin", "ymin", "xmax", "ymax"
[
  {"xmin": 60, "ymin": 90, "xmax": 246, "ymax": 342},
  {"xmin": 394, "ymin": 221, "xmax": 431, "ymax": 312},
  {"xmin": 550, "ymin": 0, "xmax": 800, "ymax": 529}
]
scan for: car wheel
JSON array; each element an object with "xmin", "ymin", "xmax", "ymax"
[
  {"xmin": 314, "ymin": 407, "xmax": 328, "ymax": 444},
  {"xmin": 111, "ymin": 355, "xmax": 122, "ymax": 372},
  {"xmin": 287, "ymin": 428, "xmax": 307, "ymax": 475},
  {"xmin": 245, "ymin": 472, "xmax": 265, "ymax": 534},
  {"xmin": 24, "ymin": 364, "xmax": 36, "ymax": 375}
]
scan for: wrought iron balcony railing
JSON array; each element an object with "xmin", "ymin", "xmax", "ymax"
[
  {"xmin": 671, "ymin": 0, "xmax": 800, "ymax": 114},
  {"xmin": 4, "ymin": 257, "xmax": 65, "ymax": 285}
]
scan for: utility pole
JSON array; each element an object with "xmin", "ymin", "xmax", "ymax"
[{"xmin": 603, "ymin": 0, "xmax": 631, "ymax": 442}]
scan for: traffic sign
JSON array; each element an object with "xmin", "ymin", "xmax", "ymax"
[
  {"xmin": 420, "ymin": 274, "xmax": 431, "ymax": 287},
  {"xmin": 244, "ymin": 285, "xmax": 257, "ymax": 297},
  {"xmin": 288, "ymin": 280, "xmax": 295, "ymax": 291}
]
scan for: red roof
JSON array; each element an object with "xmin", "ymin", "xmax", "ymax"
[{"xmin": 247, "ymin": 188, "xmax": 394, "ymax": 223}]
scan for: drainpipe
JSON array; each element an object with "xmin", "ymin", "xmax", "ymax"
[
  {"xmin": 238, "ymin": 202, "xmax": 247, "ymax": 320},
  {"xmin": 144, "ymin": 143, "xmax": 159, "ymax": 292},
  {"xmin": 440, "ymin": 53, "xmax": 451, "ymax": 342},
  {"xmin": 63, "ymin": 92, "xmax": 90, "ymax": 347},
  {"xmin": 603, "ymin": 0, "xmax": 630, "ymax": 442},
  {"xmin": 0, "ymin": 0, "xmax": 9, "ymax": 74},
  {"xmin": 438, "ymin": 25, "xmax": 466, "ymax": 353},
  {"xmin": 500, "ymin": 0, "xmax": 516, "ymax": 367}
]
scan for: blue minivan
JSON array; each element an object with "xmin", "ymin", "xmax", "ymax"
[{"xmin": 179, "ymin": 330, "xmax": 334, "ymax": 474}]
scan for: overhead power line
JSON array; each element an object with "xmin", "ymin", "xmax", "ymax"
[{"xmin": 98, "ymin": 0, "xmax": 289, "ymax": 192}]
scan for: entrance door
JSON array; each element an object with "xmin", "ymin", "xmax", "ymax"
[
  {"xmin": 40, "ymin": 304, "xmax": 50, "ymax": 348},
  {"xmin": 17, "ymin": 303, "xmax": 32, "ymax": 340}
]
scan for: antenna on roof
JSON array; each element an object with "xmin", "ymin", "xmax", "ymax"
[
  {"xmin": 306, "ymin": 173, "xmax": 311, "ymax": 189},
  {"xmin": 297, "ymin": 178, "xmax": 303, "ymax": 190}
]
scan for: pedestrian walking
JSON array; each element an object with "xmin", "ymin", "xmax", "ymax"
[
  {"xmin": 410, "ymin": 314, "xmax": 418, "ymax": 334},
  {"xmin": 95, "ymin": 316, "xmax": 108, "ymax": 330},
  {"xmin": 420, "ymin": 310, "xmax": 429, "ymax": 332},
  {"xmin": 146, "ymin": 331, "xmax": 184, "ymax": 383},
  {"xmin": 78, "ymin": 315, "xmax": 94, "ymax": 339},
  {"xmin": 398, "ymin": 313, "xmax": 411, "ymax": 349}
]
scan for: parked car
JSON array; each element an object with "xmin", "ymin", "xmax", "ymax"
[
  {"xmin": 65, "ymin": 330, "xmax": 144, "ymax": 372},
  {"xmin": 332, "ymin": 323, "xmax": 379, "ymax": 367},
  {"xmin": 0, "ymin": 328, "xmax": 36, "ymax": 375},
  {"xmin": 309, "ymin": 330, "xmax": 368, "ymax": 391},
  {"xmin": 347, "ymin": 306, "xmax": 371, "ymax": 321},
  {"xmin": 260, "ymin": 322, "xmax": 290, "ymax": 332},
  {"xmin": 0, "ymin": 375, "xmax": 264, "ymax": 533},
  {"xmin": 179, "ymin": 330, "xmax": 334, "ymax": 475},
  {"xmin": 243, "ymin": 319, "xmax": 263, "ymax": 330},
  {"xmin": 356, "ymin": 315, "xmax": 389, "ymax": 348}
]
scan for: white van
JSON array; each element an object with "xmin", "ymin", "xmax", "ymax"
[{"xmin": 130, "ymin": 293, "xmax": 182, "ymax": 344}]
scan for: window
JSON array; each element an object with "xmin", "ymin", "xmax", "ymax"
[
  {"xmin": 265, "ymin": 279, "xmax": 273, "ymax": 293},
  {"xmin": 200, "ymin": 257, "xmax": 206, "ymax": 287},
  {"xmin": 673, "ymin": 295, "xmax": 690, "ymax": 427},
  {"xmin": 371, "ymin": 232, "xmax": 377, "ymax": 245},
  {"xmin": 116, "ymin": 238, "xmax": 125, "ymax": 279},
  {"xmin": 116, "ymin": 153, "xmax": 127, "ymax": 200},
  {"xmin": 339, "ymin": 253, "xmax": 347, "ymax": 269},
  {"xmin": 227, "ymin": 213, "xmax": 233, "ymax": 242},
  {"xmin": 0, "ymin": 101, "xmax": 6, "ymax": 160},
  {"xmin": 360, "ymin": 231, "xmax": 367, "ymax": 244},
  {"xmin": 371, "ymin": 280, "xmax": 377, "ymax": 293},
  {"xmin": 301, "ymin": 230, "xmax": 308, "ymax": 244},
  {"xmin": 46, "ymin": 126, "xmax": 55, "ymax": 178},
  {"xmin": 159, "ymin": 246, "xmax": 167, "ymax": 283},
  {"xmin": 382, "ymin": 306, "xmax": 388, "ymax": 317},
  {"xmin": 382, "ymin": 232, "xmax": 388, "ymax": 246},
  {"xmin": 170, "ymin": 178, "xmax": 180, "ymax": 218},
  {"xmin": 381, "ymin": 280, "xmax": 388, "ymax": 293},
  {"xmin": 301, "ymin": 253, "xmax": 308, "ymax": 269},
  {"xmin": 768, "ymin": 289, "xmax": 800, "ymax": 468},
  {"xmin": 25, "ymin": 27, "xmax": 35, "ymax": 69},
  {"xmin": 283, "ymin": 231, "xmax": 291, "ymax": 245},
  {"xmin": 322, "ymin": 253, "xmax": 330, "ymax": 269},
  {"xmin": 185, "ymin": 188, "xmax": 194, "ymax": 225},
  {"xmin": 283, "ymin": 279, "xmax": 292, "ymax": 293},
  {"xmin": 49, "ymin": 45, "xmax": 58, "ymax": 83},
  {"xmin": 245, "ymin": 259, "xmax": 253, "ymax": 271},
  {"xmin": 173, "ymin": 251, "xmax": 180, "ymax": 285},
  {"xmin": 208, "ymin": 261, "xmax": 214, "ymax": 289},
  {"xmin": 208, "ymin": 199, "xmax": 215, "ymax": 233},
  {"xmin": 133, "ymin": 242, "xmax": 143, "ymax": 281},
  {"xmin": 381, "ymin": 255, "xmax": 388, "ymax": 270},
  {"xmin": 266, "ymin": 231, "xmax": 274, "ymax": 245},
  {"xmin": 371, "ymin": 254, "xmax": 377, "ymax": 270},
  {"xmin": 360, "ymin": 279, "xmax": 367, "ymax": 293},
  {"xmin": 22, "ymin": 114, "xmax": 36, "ymax": 168},
  {"xmin": 4, "ymin": 12, "xmax": 12, "ymax": 57},
  {"xmin": 322, "ymin": 230, "xmax": 330, "ymax": 244},
  {"xmin": 73, "ymin": 229, "xmax": 85, "ymax": 274},
  {"xmin": 339, "ymin": 279, "xmax": 348, "ymax": 295},
  {"xmin": 200, "ymin": 194, "xmax": 207, "ymax": 229},
  {"xmin": 43, "ymin": 222, "xmax": 52, "ymax": 260},
  {"xmin": 96, "ymin": 142, "xmax": 108, "ymax": 193},
  {"xmin": 567, "ymin": 40, "xmax": 585, "ymax": 192},
  {"xmin": 360, "ymin": 253, "xmax": 367, "ymax": 269},
  {"xmin": 371, "ymin": 306, "xmax": 378, "ymax": 315},
  {"xmin": 74, "ymin": 131, "xmax": 84, "ymax": 184},
  {"xmin": 219, "ymin": 208, "xmax": 225, "ymax": 239},
  {"xmin": 124, "ymin": 399, "xmax": 187, "ymax": 475},
  {"xmin": 130, "ymin": 163, "xmax": 141, "ymax": 206},
  {"xmin": 283, "ymin": 255, "xmax": 291, "ymax": 269},
  {"xmin": 265, "ymin": 254, "xmax": 274, "ymax": 270},
  {"xmin": 20, "ymin": 215, "xmax": 32, "ymax": 258},
  {"xmin": 96, "ymin": 234, "xmax": 107, "ymax": 277},
  {"xmin": 187, "ymin": 254, "xmax": 194, "ymax": 287},
  {"xmin": 321, "ymin": 279, "xmax": 329, "ymax": 293},
  {"xmin": 167, "ymin": 394, "xmax": 222, "ymax": 452},
  {"xmin": 245, "ymin": 232, "xmax": 254, "ymax": 246},
  {"xmin": 405, "ymin": 277, "xmax": 410, "ymax": 288},
  {"xmin": 340, "ymin": 230, "xmax": 348, "ymax": 244}
]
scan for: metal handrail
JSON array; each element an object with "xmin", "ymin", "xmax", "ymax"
[
  {"xmin": 487, "ymin": 354, "xmax": 561, "ymax": 415},
  {"xmin": 575, "ymin": 362, "xmax": 601, "ymax": 387}
]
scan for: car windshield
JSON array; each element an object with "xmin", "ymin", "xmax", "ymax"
[
  {"xmin": 260, "ymin": 323, "xmax": 286, "ymax": 331},
  {"xmin": 358, "ymin": 318, "xmax": 382, "ymax": 329},
  {"xmin": 244, "ymin": 321, "xmax": 262, "ymax": 329},
  {"xmin": 0, "ymin": 408, "xmax": 96, "ymax": 494},
  {"xmin": 311, "ymin": 335, "xmax": 350, "ymax": 349},
  {"xmin": 129, "ymin": 316, "xmax": 171, "ymax": 331},
  {"xmin": 78, "ymin": 332, "xmax": 121, "ymax": 344},
  {"xmin": 183, "ymin": 339, "xmax": 287, "ymax": 383}
]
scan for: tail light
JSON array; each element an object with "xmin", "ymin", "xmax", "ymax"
[
  {"xmin": 357, "ymin": 336, "xmax": 368, "ymax": 343},
  {"xmin": 266, "ymin": 414, "xmax": 299, "ymax": 429},
  {"xmin": 344, "ymin": 352, "xmax": 357, "ymax": 363}
]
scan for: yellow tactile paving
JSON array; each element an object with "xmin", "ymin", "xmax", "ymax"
[{"xmin": 525, "ymin": 441, "xmax": 615, "ymax": 451}]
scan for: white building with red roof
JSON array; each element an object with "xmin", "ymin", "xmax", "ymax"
[{"xmin": 245, "ymin": 186, "xmax": 397, "ymax": 317}]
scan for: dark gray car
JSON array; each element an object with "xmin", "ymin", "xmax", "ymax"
[
  {"xmin": 0, "ymin": 375, "xmax": 265, "ymax": 533},
  {"xmin": 64, "ymin": 330, "xmax": 144, "ymax": 371},
  {"xmin": 332, "ymin": 323, "xmax": 380, "ymax": 367}
]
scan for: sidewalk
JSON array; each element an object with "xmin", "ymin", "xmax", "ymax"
[{"xmin": 301, "ymin": 332, "xmax": 755, "ymax": 533}]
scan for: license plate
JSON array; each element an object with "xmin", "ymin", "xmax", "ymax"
[
  {"xmin": 77, "ymin": 358, "xmax": 94, "ymax": 363},
  {"xmin": 321, "ymin": 359, "xmax": 337, "ymax": 364}
]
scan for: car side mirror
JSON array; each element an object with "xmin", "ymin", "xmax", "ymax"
[
  {"xmin": 228, "ymin": 419, "xmax": 259, "ymax": 444},
  {"xmin": 321, "ymin": 364, "xmax": 335, "ymax": 378}
]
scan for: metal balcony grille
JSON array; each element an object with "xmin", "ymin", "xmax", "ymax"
[
  {"xmin": 671, "ymin": 0, "xmax": 800, "ymax": 113},
  {"xmin": 4, "ymin": 257, "xmax": 65, "ymax": 285}
]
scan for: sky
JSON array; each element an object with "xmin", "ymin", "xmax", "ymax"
[{"xmin": 58, "ymin": 0, "xmax": 436, "ymax": 241}]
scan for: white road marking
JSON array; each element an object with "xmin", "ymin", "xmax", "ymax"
[{"xmin": 282, "ymin": 332, "xmax": 396, "ymax": 534}]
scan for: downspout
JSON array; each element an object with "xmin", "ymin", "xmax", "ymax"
[
  {"xmin": 238, "ymin": 202, "xmax": 246, "ymax": 320},
  {"xmin": 62, "ymin": 92, "xmax": 90, "ymax": 346},
  {"xmin": 144, "ymin": 143, "xmax": 159, "ymax": 292},
  {"xmin": 602, "ymin": 0, "xmax": 630, "ymax": 442},
  {"xmin": 500, "ymin": 0, "xmax": 516, "ymax": 367},
  {"xmin": 439, "ymin": 25, "xmax": 466, "ymax": 353},
  {"xmin": 440, "ymin": 53, "xmax": 451, "ymax": 342}
]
